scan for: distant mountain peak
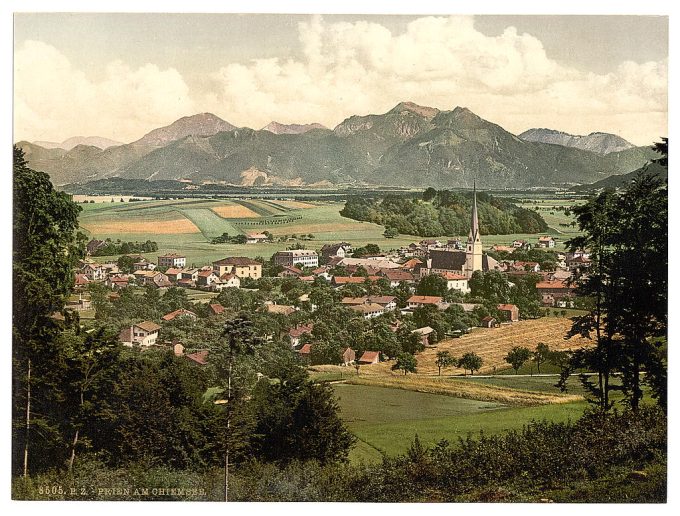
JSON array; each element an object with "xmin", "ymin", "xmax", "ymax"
[
  {"xmin": 262, "ymin": 121, "xmax": 328, "ymax": 135},
  {"xmin": 33, "ymin": 136, "xmax": 122, "ymax": 150},
  {"xmin": 519, "ymin": 128, "xmax": 634, "ymax": 154},
  {"xmin": 133, "ymin": 113, "xmax": 237, "ymax": 146},
  {"xmin": 388, "ymin": 101, "xmax": 440, "ymax": 119}
]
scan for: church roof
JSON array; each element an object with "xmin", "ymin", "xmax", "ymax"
[{"xmin": 430, "ymin": 250, "xmax": 466, "ymax": 271}]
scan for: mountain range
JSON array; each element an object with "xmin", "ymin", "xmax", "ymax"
[
  {"xmin": 33, "ymin": 136, "xmax": 122, "ymax": 150},
  {"xmin": 17, "ymin": 103, "xmax": 656, "ymax": 189},
  {"xmin": 518, "ymin": 128, "xmax": 635, "ymax": 155}
]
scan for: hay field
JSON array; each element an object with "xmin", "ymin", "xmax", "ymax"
[{"xmin": 211, "ymin": 204, "xmax": 261, "ymax": 218}]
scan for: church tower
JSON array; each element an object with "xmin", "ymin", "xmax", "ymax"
[{"xmin": 464, "ymin": 182, "xmax": 483, "ymax": 278}]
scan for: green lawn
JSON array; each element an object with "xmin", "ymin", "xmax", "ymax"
[{"xmin": 333, "ymin": 383, "xmax": 588, "ymax": 464}]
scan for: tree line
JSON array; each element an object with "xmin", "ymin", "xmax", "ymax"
[{"xmin": 340, "ymin": 188, "xmax": 548, "ymax": 237}]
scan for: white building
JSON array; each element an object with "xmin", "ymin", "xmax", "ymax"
[{"xmin": 274, "ymin": 249, "xmax": 319, "ymax": 268}]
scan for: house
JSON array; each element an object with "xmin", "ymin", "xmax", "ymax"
[
  {"xmin": 148, "ymin": 272, "xmax": 172, "ymax": 288},
  {"xmin": 278, "ymin": 265, "xmax": 304, "ymax": 278},
  {"xmin": 512, "ymin": 239, "xmax": 528, "ymax": 248},
  {"xmin": 367, "ymin": 296, "xmax": 397, "ymax": 311},
  {"xmin": 497, "ymin": 303, "xmax": 520, "ymax": 322},
  {"xmin": 567, "ymin": 256, "xmax": 592, "ymax": 272},
  {"xmin": 197, "ymin": 270, "xmax": 219, "ymax": 287},
  {"xmin": 341, "ymin": 296, "xmax": 368, "ymax": 306},
  {"xmin": 513, "ymin": 261, "xmax": 541, "ymax": 273},
  {"xmin": 349, "ymin": 303, "xmax": 386, "ymax": 319},
  {"xmin": 209, "ymin": 303, "xmax": 226, "ymax": 316},
  {"xmin": 407, "ymin": 295, "xmax": 443, "ymax": 309},
  {"xmin": 439, "ymin": 272, "xmax": 470, "ymax": 293},
  {"xmin": 490, "ymin": 245, "xmax": 515, "ymax": 253},
  {"xmin": 358, "ymin": 351, "xmax": 380, "ymax": 365},
  {"xmin": 164, "ymin": 268, "xmax": 184, "ymax": 282},
  {"xmin": 213, "ymin": 257, "xmax": 262, "ymax": 279},
  {"xmin": 274, "ymin": 249, "xmax": 319, "ymax": 268},
  {"xmin": 158, "ymin": 253, "xmax": 186, "ymax": 268},
  {"xmin": 400, "ymin": 258, "xmax": 422, "ymax": 271},
  {"xmin": 339, "ymin": 257, "xmax": 400, "ymax": 270},
  {"xmin": 537, "ymin": 236, "xmax": 556, "ymax": 248},
  {"xmin": 412, "ymin": 326, "xmax": 435, "ymax": 346},
  {"xmin": 80, "ymin": 263, "xmax": 106, "ymax": 281},
  {"xmin": 181, "ymin": 268, "xmax": 200, "ymax": 282},
  {"xmin": 177, "ymin": 278, "xmax": 195, "ymax": 289},
  {"xmin": 288, "ymin": 323, "xmax": 314, "ymax": 347},
  {"xmin": 321, "ymin": 242, "xmax": 352, "ymax": 259},
  {"xmin": 246, "ymin": 232, "xmax": 269, "ymax": 244},
  {"xmin": 185, "ymin": 350, "xmax": 209, "ymax": 366},
  {"xmin": 133, "ymin": 258, "xmax": 156, "ymax": 271},
  {"xmin": 119, "ymin": 321, "xmax": 161, "ymax": 347},
  {"xmin": 86, "ymin": 239, "xmax": 107, "ymax": 256},
  {"xmin": 265, "ymin": 303, "xmax": 297, "ymax": 316},
  {"xmin": 481, "ymin": 316, "xmax": 498, "ymax": 328},
  {"xmin": 162, "ymin": 308, "xmax": 197, "ymax": 322},
  {"xmin": 536, "ymin": 279, "xmax": 575, "ymax": 307},
  {"xmin": 212, "ymin": 273, "xmax": 241, "ymax": 290},
  {"xmin": 446, "ymin": 239, "xmax": 464, "ymax": 250},
  {"xmin": 297, "ymin": 343, "xmax": 312, "ymax": 363},
  {"xmin": 382, "ymin": 269, "xmax": 416, "ymax": 287},
  {"xmin": 420, "ymin": 239, "xmax": 443, "ymax": 248},
  {"xmin": 342, "ymin": 347, "xmax": 356, "ymax": 366},
  {"xmin": 332, "ymin": 276, "xmax": 381, "ymax": 287},
  {"xmin": 74, "ymin": 273, "xmax": 90, "ymax": 289}
]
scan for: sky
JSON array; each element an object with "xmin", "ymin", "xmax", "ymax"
[{"xmin": 13, "ymin": 12, "xmax": 668, "ymax": 146}]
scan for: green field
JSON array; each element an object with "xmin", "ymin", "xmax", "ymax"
[
  {"xmin": 77, "ymin": 196, "xmax": 584, "ymax": 266},
  {"xmin": 333, "ymin": 383, "xmax": 588, "ymax": 463}
]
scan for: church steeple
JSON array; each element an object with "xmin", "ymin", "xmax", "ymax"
[
  {"xmin": 470, "ymin": 180, "xmax": 479, "ymax": 241},
  {"xmin": 464, "ymin": 180, "xmax": 483, "ymax": 278}
]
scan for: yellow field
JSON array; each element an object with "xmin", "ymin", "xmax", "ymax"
[
  {"xmin": 211, "ymin": 204, "xmax": 261, "ymax": 218},
  {"xmin": 345, "ymin": 375, "xmax": 582, "ymax": 406},
  {"xmin": 80, "ymin": 218, "xmax": 200, "ymax": 234},
  {"xmin": 270, "ymin": 200, "xmax": 316, "ymax": 209}
]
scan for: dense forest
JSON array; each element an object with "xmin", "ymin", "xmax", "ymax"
[{"xmin": 340, "ymin": 188, "xmax": 548, "ymax": 237}]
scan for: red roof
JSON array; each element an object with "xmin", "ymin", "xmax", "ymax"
[
  {"xmin": 333, "ymin": 276, "xmax": 381, "ymax": 284},
  {"xmin": 298, "ymin": 343, "xmax": 312, "ymax": 355},
  {"xmin": 497, "ymin": 304, "xmax": 518, "ymax": 311},
  {"xmin": 213, "ymin": 257, "xmax": 260, "ymax": 266},
  {"xmin": 198, "ymin": 270, "xmax": 216, "ymax": 278},
  {"xmin": 407, "ymin": 295, "xmax": 443, "ymax": 305},
  {"xmin": 358, "ymin": 351, "xmax": 380, "ymax": 363},
  {"xmin": 289, "ymin": 323, "xmax": 314, "ymax": 338},
  {"xmin": 162, "ymin": 308, "xmax": 197, "ymax": 321},
  {"xmin": 536, "ymin": 280, "xmax": 571, "ymax": 290},
  {"xmin": 209, "ymin": 303, "xmax": 226, "ymax": 315},
  {"xmin": 440, "ymin": 272, "xmax": 467, "ymax": 280},
  {"xmin": 185, "ymin": 350, "xmax": 209, "ymax": 366},
  {"xmin": 383, "ymin": 269, "xmax": 415, "ymax": 281},
  {"xmin": 74, "ymin": 274, "xmax": 90, "ymax": 285},
  {"xmin": 401, "ymin": 258, "xmax": 422, "ymax": 269}
]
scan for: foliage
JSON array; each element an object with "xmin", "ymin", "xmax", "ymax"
[
  {"xmin": 341, "ymin": 190, "xmax": 548, "ymax": 237},
  {"xmin": 392, "ymin": 353, "xmax": 417, "ymax": 375},
  {"xmin": 458, "ymin": 352, "xmax": 483, "ymax": 376},
  {"xmin": 91, "ymin": 239, "xmax": 158, "ymax": 256},
  {"xmin": 435, "ymin": 351, "xmax": 455, "ymax": 376},
  {"xmin": 504, "ymin": 346, "xmax": 532, "ymax": 374},
  {"xmin": 416, "ymin": 274, "xmax": 448, "ymax": 297}
]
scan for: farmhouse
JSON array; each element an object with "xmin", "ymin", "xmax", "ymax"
[
  {"xmin": 412, "ymin": 326, "xmax": 435, "ymax": 346},
  {"xmin": 212, "ymin": 273, "xmax": 241, "ymax": 290},
  {"xmin": 213, "ymin": 257, "xmax": 262, "ymax": 279},
  {"xmin": 158, "ymin": 253, "xmax": 186, "ymax": 268},
  {"xmin": 148, "ymin": 272, "xmax": 172, "ymax": 288},
  {"xmin": 197, "ymin": 270, "xmax": 219, "ymax": 287},
  {"xmin": 358, "ymin": 351, "xmax": 381, "ymax": 365},
  {"xmin": 321, "ymin": 242, "xmax": 352, "ymax": 259},
  {"xmin": 536, "ymin": 279, "xmax": 575, "ymax": 307},
  {"xmin": 382, "ymin": 269, "xmax": 416, "ymax": 287},
  {"xmin": 164, "ymin": 267, "xmax": 184, "ymax": 282},
  {"xmin": 278, "ymin": 265, "xmax": 304, "ymax": 278},
  {"xmin": 297, "ymin": 343, "xmax": 312, "ymax": 363},
  {"xmin": 439, "ymin": 272, "xmax": 470, "ymax": 293},
  {"xmin": 209, "ymin": 303, "xmax": 226, "ymax": 316},
  {"xmin": 481, "ymin": 316, "xmax": 498, "ymax": 328},
  {"xmin": 162, "ymin": 308, "xmax": 197, "ymax": 322},
  {"xmin": 407, "ymin": 295, "xmax": 444, "ymax": 309},
  {"xmin": 367, "ymin": 295, "xmax": 397, "ymax": 311},
  {"xmin": 74, "ymin": 273, "xmax": 90, "ymax": 289},
  {"xmin": 537, "ymin": 236, "xmax": 556, "ymax": 248},
  {"xmin": 342, "ymin": 347, "xmax": 356, "ymax": 366},
  {"xmin": 119, "ymin": 321, "xmax": 161, "ymax": 347},
  {"xmin": 497, "ymin": 303, "xmax": 520, "ymax": 322},
  {"xmin": 288, "ymin": 323, "xmax": 314, "ymax": 347},
  {"xmin": 246, "ymin": 232, "xmax": 269, "ymax": 244},
  {"xmin": 348, "ymin": 303, "xmax": 386, "ymax": 319}
]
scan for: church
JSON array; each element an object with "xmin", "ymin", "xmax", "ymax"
[{"xmin": 419, "ymin": 184, "xmax": 499, "ymax": 279}]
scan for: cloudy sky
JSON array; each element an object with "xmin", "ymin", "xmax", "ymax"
[{"xmin": 13, "ymin": 13, "xmax": 668, "ymax": 145}]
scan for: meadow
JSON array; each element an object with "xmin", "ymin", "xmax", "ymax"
[
  {"xmin": 333, "ymin": 383, "xmax": 589, "ymax": 463},
  {"xmin": 77, "ymin": 195, "xmax": 581, "ymax": 266}
]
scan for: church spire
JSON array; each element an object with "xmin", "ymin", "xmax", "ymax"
[{"xmin": 470, "ymin": 180, "xmax": 479, "ymax": 240}]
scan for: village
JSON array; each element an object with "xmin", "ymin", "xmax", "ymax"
[{"xmin": 69, "ymin": 191, "xmax": 591, "ymax": 371}]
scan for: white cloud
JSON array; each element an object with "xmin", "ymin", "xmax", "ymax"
[
  {"xmin": 14, "ymin": 40, "xmax": 196, "ymax": 143},
  {"xmin": 14, "ymin": 16, "xmax": 667, "ymax": 145}
]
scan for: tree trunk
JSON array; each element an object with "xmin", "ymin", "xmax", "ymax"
[
  {"xmin": 225, "ymin": 358, "xmax": 232, "ymax": 502},
  {"xmin": 68, "ymin": 429, "xmax": 79, "ymax": 474},
  {"xmin": 23, "ymin": 358, "xmax": 31, "ymax": 478}
]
